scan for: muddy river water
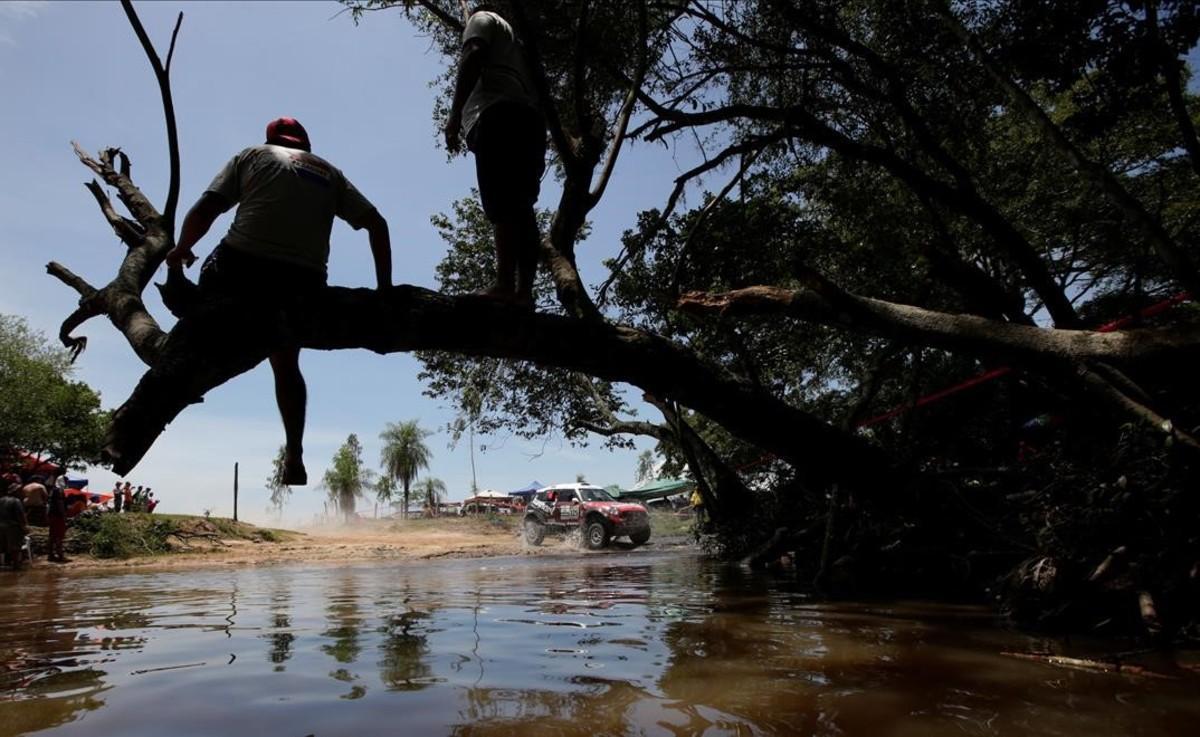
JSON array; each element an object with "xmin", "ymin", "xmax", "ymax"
[{"xmin": 0, "ymin": 551, "xmax": 1195, "ymax": 736}]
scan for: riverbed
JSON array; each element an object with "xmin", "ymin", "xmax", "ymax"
[{"xmin": 0, "ymin": 551, "xmax": 1195, "ymax": 736}]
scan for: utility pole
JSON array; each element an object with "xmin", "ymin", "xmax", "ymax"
[{"xmin": 233, "ymin": 462, "xmax": 239, "ymax": 522}]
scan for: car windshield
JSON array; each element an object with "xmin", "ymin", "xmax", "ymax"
[{"xmin": 578, "ymin": 488, "xmax": 615, "ymax": 502}]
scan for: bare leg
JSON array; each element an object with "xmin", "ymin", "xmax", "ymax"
[{"xmin": 269, "ymin": 348, "xmax": 308, "ymax": 486}]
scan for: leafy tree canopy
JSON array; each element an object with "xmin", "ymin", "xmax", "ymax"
[{"xmin": 0, "ymin": 314, "xmax": 107, "ymax": 470}]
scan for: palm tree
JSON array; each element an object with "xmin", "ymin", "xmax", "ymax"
[
  {"xmin": 379, "ymin": 421, "xmax": 432, "ymax": 519},
  {"xmin": 266, "ymin": 445, "xmax": 292, "ymax": 518},
  {"xmin": 375, "ymin": 474, "xmax": 396, "ymax": 518},
  {"xmin": 635, "ymin": 449, "xmax": 656, "ymax": 485},
  {"xmin": 415, "ymin": 477, "xmax": 447, "ymax": 516},
  {"xmin": 321, "ymin": 434, "xmax": 373, "ymax": 523}
]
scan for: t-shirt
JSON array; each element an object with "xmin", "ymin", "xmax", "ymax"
[
  {"xmin": 461, "ymin": 11, "xmax": 539, "ymax": 135},
  {"xmin": 206, "ymin": 144, "xmax": 377, "ymax": 274},
  {"xmin": 22, "ymin": 483, "xmax": 47, "ymax": 508}
]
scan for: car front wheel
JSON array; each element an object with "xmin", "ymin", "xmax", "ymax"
[
  {"xmin": 524, "ymin": 518, "xmax": 546, "ymax": 546},
  {"xmin": 584, "ymin": 521, "xmax": 609, "ymax": 550}
]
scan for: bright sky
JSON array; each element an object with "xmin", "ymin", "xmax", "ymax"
[{"xmin": 0, "ymin": 1, "xmax": 705, "ymax": 526}]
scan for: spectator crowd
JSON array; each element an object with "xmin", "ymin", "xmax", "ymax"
[{"xmin": 0, "ymin": 471, "xmax": 159, "ymax": 569}]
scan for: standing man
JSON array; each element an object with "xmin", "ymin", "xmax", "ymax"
[
  {"xmin": 166, "ymin": 117, "xmax": 392, "ymax": 485},
  {"xmin": 112, "ymin": 482, "xmax": 123, "ymax": 513},
  {"xmin": 123, "ymin": 482, "xmax": 133, "ymax": 513},
  {"xmin": 444, "ymin": 5, "xmax": 546, "ymax": 308},
  {"xmin": 46, "ymin": 480, "xmax": 67, "ymax": 563},
  {"xmin": 0, "ymin": 485, "xmax": 28, "ymax": 570},
  {"xmin": 21, "ymin": 476, "xmax": 48, "ymax": 527}
]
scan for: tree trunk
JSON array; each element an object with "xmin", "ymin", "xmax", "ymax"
[{"xmin": 101, "ymin": 286, "xmax": 894, "ymax": 492}]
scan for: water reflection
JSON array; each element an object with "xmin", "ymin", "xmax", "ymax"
[
  {"xmin": 0, "ymin": 554, "xmax": 1196, "ymax": 737},
  {"xmin": 320, "ymin": 573, "xmax": 363, "ymax": 665},
  {"xmin": 261, "ymin": 584, "xmax": 293, "ymax": 671},
  {"xmin": 378, "ymin": 608, "xmax": 436, "ymax": 691}
]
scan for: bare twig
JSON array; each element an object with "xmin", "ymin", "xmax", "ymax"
[
  {"xmin": 165, "ymin": 11, "xmax": 183, "ymax": 73},
  {"xmin": 120, "ymin": 0, "xmax": 182, "ymax": 231},
  {"xmin": 84, "ymin": 180, "xmax": 145, "ymax": 246}
]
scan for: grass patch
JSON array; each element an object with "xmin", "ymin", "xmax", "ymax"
[
  {"xmin": 69, "ymin": 513, "xmax": 295, "ymax": 558},
  {"xmin": 71, "ymin": 514, "xmax": 177, "ymax": 559},
  {"xmin": 648, "ymin": 510, "xmax": 696, "ymax": 538}
]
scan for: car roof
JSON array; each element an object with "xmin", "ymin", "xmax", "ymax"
[{"xmin": 540, "ymin": 483, "xmax": 606, "ymax": 492}]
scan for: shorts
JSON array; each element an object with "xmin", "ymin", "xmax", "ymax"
[
  {"xmin": 199, "ymin": 242, "xmax": 326, "ymax": 302},
  {"xmin": 468, "ymin": 101, "xmax": 546, "ymax": 223}
]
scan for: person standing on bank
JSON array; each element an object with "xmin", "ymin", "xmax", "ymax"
[
  {"xmin": 166, "ymin": 117, "xmax": 393, "ymax": 486},
  {"xmin": 0, "ymin": 485, "xmax": 28, "ymax": 570},
  {"xmin": 46, "ymin": 481, "xmax": 67, "ymax": 563},
  {"xmin": 444, "ymin": 5, "xmax": 546, "ymax": 309}
]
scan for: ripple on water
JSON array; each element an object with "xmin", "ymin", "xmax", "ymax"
[{"xmin": 0, "ymin": 553, "xmax": 1197, "ymax": 737}]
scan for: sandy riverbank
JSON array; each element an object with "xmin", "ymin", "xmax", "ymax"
[{"xmin": 27, "ymin": 514, "xmax": 696, "ymax": 573}]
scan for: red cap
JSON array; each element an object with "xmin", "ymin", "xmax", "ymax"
[{"xmin": 265, "ymin": 117, "xmax": 311, "ymax": 151}]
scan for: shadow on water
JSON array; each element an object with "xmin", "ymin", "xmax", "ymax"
[{"xmin": 0, "ymin": 552, "xmax": 1197, "ymax": 736}]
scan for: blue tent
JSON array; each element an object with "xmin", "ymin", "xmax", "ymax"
[{"xmin": 508, "ymin": 480, "xmax": 543, "ymax": 501}]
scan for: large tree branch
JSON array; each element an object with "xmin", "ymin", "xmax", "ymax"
[
  {"xmin": 677, "ymin": 284, "xmax": 1200, "ymax": 365},
  {"xmin": 575, "ymin": 419, "xmax": 670, "ymax": 441},
  {"xmin": 571, "ymin": 374, "xmax": 671, "ymax": 441},
  {"xmin": 101, "ymin": 285, "xmax": 893, "ymax": 489}
]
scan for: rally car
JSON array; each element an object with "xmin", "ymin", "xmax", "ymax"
[{"xmin": 523, "ymin": 483, "xmax": 651, "ymax": 550}]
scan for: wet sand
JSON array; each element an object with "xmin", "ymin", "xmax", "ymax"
[{"xmin": 42, "ymin": 516, "xmax": 692, "ymax": 573}]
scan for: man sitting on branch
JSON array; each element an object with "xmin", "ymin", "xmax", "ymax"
[{"xmin": 165, "ymin": 117, "xmax": 392, "ymax": 485}]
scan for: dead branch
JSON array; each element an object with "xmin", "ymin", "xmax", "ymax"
[
  {"xmin": 46, "ymin": 262, "xmax": 98, "ymax": 299},
  {"xmin": 1000, "ymin": 651, "xmax": 1178, "ymax": 679},
  {"xmin": 84, "ymin": 179, "xmax": 145, "ymax": 246}
]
